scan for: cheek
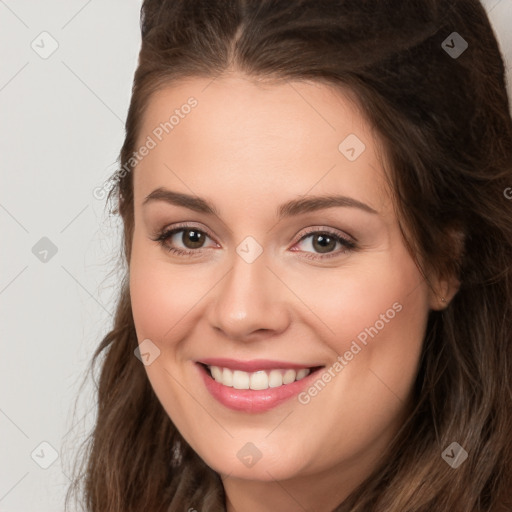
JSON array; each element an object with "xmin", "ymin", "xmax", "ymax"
[
  {"xmin": 129, "ymin": 235, "xmax": 204, "ymax": 347},
  {"xmin": 279, "ymin": 253, "xmax": 428, "ymax": 470},
  {"xmin": 289, "ymin": 249, "xmax": 429, "ymax": 405},
  {"xmin": 293, "ymin": 249, "xmax": 427, "ymax": 352}
]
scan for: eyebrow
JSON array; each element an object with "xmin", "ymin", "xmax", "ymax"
[{"xmin": 142, "ymin": 187, "xmax": 378, "ymax": 217}]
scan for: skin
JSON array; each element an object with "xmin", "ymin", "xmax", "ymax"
[{"xmin": 129, "ymin": 74, "xmax": 457, "ymax": 512}]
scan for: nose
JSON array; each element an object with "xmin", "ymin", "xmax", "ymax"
[{"xmin": 206, "ymin": 251, "xmax": 291, "ymax": 342}]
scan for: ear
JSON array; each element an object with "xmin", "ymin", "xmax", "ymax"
[
  {"xmin": 428, "ymin": 274, "xmax": 461, "ymax": 310},
  {"xmin": 427, "ymin": 229, "xmax": 464, "ymax": 311}
]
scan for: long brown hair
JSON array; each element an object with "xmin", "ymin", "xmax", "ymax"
[{"xmin": 66, "ymin": 1, "xmax": 512, "ymax": 510}]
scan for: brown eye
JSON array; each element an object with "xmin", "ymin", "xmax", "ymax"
[
  {"xmin": 292, "ymin": 228, "xmax": 356, "ymax": 260},
  {"xmin": 153, "ymin": 225, "xmax": 218, "ymax": 256},
  {"xmin": 311, "ymin": 233, "xmax": 337, "ymax": 253},
  {"xmin": 181, "ymin": 229, "xmax": 206, "ymax": 249}
]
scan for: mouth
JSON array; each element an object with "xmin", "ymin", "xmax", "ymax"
[
  {"xmin": 195, "ymin": 358, "xmax": 324, "ymax": 413},
  {"xmin": 200, "ymin": 363, "xmax": 323, "ymax": 390}
]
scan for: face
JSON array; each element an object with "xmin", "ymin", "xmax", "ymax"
[{"xmin": 129, "ymin": 74, "xmax": 442, "ymax": 496}]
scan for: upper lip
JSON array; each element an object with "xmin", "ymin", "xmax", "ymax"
[{"xmin": 197, "ymin": 358, "xmax": 323, "ymax": 372}]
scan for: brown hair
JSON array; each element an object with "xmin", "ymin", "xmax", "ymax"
[{"xmin": 66, "ymin": 1, "xmax": 512, "ymax": 510}]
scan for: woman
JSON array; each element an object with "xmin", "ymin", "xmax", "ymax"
[{"xmin": 67, "ymin": 1, "xmax": 512, "ymax": 510}]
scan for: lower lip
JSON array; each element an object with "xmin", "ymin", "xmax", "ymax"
[{"xmin": 197, "ymin": 363, "xmax": 320, "ymax": 413}]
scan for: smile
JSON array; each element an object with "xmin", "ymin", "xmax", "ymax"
[
  {"xmin": 207, "ymin": 365, "xmax": 311, "ymax": 390},
  {"xmin": 196, "ymin": 358, "xmax": 324, "ymax": 413}
]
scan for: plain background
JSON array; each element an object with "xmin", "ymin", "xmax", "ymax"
[{"xmin": 0, "ymin": 1, "xmax": 511, "ymax": 510}]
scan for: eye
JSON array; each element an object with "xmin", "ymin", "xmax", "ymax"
[
  {"xmin": 291, "ymin": 228, "xmax": 356, "ymax": 260},
  {"xmin": 152, "ymin": 224, "xmax": 356, "ymax": 260},
  {"xmin": 152, "ymin": 223, "xmax": 218, "ymax": 256}
]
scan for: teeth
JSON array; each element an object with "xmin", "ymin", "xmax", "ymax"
[
  {"xmin": 283, "ymin": 369, "xmax": 296, "ymax": 384},
  {"xmin": 296, "ymin": 368, "xmax": 309, "ymax": 380},
  {"xmin": 233, "ymin": 370, "xmax": 250, "ymax": 389},
  {"xmin": 250, "ymin": 371, "xmax": 268, "ymax": 390},
  {"xmin": 222, "ymin": 368, "xmax": 233, "ymax": 387},
  {"xmin": 207, "ymin": 365, "xmax": 311, "ymax": 390},
  {"xmin": 268, "ymin": 369, "xmax": 283, "ymax": 388}
]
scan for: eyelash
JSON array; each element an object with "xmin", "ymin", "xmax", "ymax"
[{"xmin": 152, "ymin": 223, "xmax": 357, "ymax": 260}]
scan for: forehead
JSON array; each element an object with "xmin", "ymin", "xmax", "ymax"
[{"xmin": 133, "ymin": 74, "xmax": 391, "ymax": 213}]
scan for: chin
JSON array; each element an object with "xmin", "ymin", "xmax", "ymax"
[{"xmin": 195, "ymin": 439, "xmax": 312, "ymax": 481}]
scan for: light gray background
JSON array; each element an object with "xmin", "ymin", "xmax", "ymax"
[{"xmin": 0, "ymin": 1, "xmax": 510, "ymax": 511}]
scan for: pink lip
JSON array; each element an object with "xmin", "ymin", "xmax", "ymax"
[
  {"xmin": 198, "ymin": 357, "xmax": 319, "ymax": 372},
  {"xmin": 196, "ymin": 362, "xmax": 323, "ymax": 414}
]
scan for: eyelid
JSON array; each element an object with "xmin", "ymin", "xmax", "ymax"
[
  {"xmin": 293, "ymin": 225, "xmax": 356, "ymax": 245},
  {"xmin": 157, "ymin": 221, "xmax": 218, "ymax": 243}
]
